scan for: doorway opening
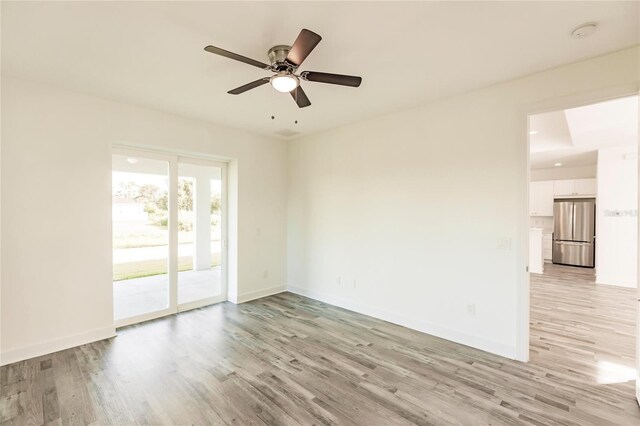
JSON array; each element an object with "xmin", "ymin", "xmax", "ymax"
[
  {"xmin": 526, "ymin": 95, "xmax": 638, "ymax": 400},
  {"xmin": 112, "ymin": 148, "xmax": 228, "ymax": 327}
]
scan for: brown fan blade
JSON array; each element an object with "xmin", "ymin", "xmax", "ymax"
[
  {"xmin": 302, "ymin": 71, "xmax": 362, "ymax": 87},
  {"xmin": 286, "ymin": 29, "xmax": 322, "ymax": 67},
  {"xmin": 205, "ymin": 45, "xmax": 271, "ymax": 70},
  {"xmin": 227, "ymin": 78, "xmax": 271, "ymax": 95},
  {"xmin": 291, "ymin": 86, "xmax": 311, "ymax": 108}
]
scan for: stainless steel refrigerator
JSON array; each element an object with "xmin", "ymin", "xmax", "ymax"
[{"xmin": 552, "ymin": 198, "xmax": 596, "ymax": 268}]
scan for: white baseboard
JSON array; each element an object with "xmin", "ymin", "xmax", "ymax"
[
  {"xmin": 0, "ymin": 326, "xmax": 117, "ymax": 366},
  {"xmin": 288, "ymin": 285, "xmax": 517, "ymax": 360},
  {"xmin": 230, "ymin": 285, "xmax": 287, "ymax": 304},
  {"xmin": 596, "ymin": 274, "xmax": 637, "ymax": 288}
]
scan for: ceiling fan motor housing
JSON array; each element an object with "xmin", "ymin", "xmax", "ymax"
[{"xmin": 268, "ymin": 45, "xmax": 293, "ymax": 70}]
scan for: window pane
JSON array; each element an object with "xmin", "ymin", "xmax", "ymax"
[
  {"xmin": 177, "ymin": 162, "xmax": 223, "ymax": 305},
  {"xmin": 112, "ymin": 155, "xmax": 169, "ymax": 320}
]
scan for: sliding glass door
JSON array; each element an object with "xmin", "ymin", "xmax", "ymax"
[
  {"xmin": 112, "ymin": 154, "xmax": 171, "ymax": 322},
  {"xmin": 177, "ymin": 160, "xmax": 226, "ymax": 308},
  {"xmin": 112, "ymin": 148, "xmax": 227, "ymax": 327}
]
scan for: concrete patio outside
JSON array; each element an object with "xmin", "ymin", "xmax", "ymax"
[{"xmin": 113, "ymin": 267, "xmax": 222, "ymax": 320}]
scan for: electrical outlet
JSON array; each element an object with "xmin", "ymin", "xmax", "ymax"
[
  {"xmin": 467, "ymin": 304, "xmax": 476, "ymax": 315},
  {"xmin": 337, "ymin": 276, "xmax": 342, "ymax": 286}
]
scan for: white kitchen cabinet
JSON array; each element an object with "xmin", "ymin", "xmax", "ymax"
[
  {"xmin": 529, "ymin": 228, "xmax": 544, "ymax": 274},
  {"xmin": 542, "ymin": 233, "xmax": 553, "ymax": 261},
  {"xmin": 553, "ymin": 178, "xmax": 596, "ymax": 197},
  {"xmin": 530, "ymin": 181, "xmax": 554, "ymax": 216},
  {"xmin": 553, "ymin": 180, "xmax": 575, "ymax": 197},
  {"xmin": 574, "ymin": 178, "xmax": 597, "ymax": 195}
]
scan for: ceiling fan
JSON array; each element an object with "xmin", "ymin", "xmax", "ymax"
[{"xmin": 204, "ymin": 29, "xmax": 362, "ymax": 108}]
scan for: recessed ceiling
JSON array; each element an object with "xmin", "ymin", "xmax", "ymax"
[
  {"xmin": 531, "ymin": 149, "xmax": 600, "ymax": 170},
  {"xmin": 530, "ymin": 111, "xmax": 573, "ymax": 154},
  {"xmin": 2, "ymin": 2, "xmax": 638, "ymax": 139},
  {"xmin": 565, "ymin": 95, "xmax": 638, "ymax": 147},
  {"xmin": 530, "ymin": 96, "xmax": 638, "ymax": 169}
]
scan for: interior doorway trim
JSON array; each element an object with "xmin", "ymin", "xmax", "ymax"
[{"xmin": 517, "ymin": 82, "xmax": 640, "ymax": 362}]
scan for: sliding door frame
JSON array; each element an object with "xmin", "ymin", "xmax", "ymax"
[
  {"xmin": 176, "ymin": 156, "xmax": 229, "ymax": 312},
  {"xmin": 112, "ymin": 147, "xmax": 228, "ymax": 328}
]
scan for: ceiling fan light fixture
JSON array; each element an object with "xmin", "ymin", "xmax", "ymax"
[
  {"xmin": 271, "ymin": 73, "xmax": 299, "ymax": 93},
  {"xmin": 205, "ymin": 29, "xmax": 362, "ymax": 107}
]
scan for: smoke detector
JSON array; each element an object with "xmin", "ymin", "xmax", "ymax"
[{"xmin": 571, "ymin": 23, "xmax": 597, "ymax": 39}]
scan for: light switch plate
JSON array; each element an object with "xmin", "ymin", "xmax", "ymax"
[{"xmin": 497, "ymin": 238, "xmax": 511, "ymax": 250}]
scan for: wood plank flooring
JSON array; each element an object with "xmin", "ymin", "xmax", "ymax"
[{"xmin": 2, "ymin": 266, "xmax": 638, "ymax": 425}]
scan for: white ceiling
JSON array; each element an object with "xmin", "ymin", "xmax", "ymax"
[
  {"xmin": 530, "ymin": 96, "xmax": 638, "ymax": 169},
  {"xmin": 2, "ymin": 2, "xmax": 638, "ymax": 139}
]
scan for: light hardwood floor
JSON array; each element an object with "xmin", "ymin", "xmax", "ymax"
[{"xmin": 2, "ymin": 266, "xmax": 638, "ymax": 425}]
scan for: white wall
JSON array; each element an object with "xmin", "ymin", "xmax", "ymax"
[
  {"xmin": 531, "ymin": 164, "xmax": 597, "ymax": 181},
  {"xmin": 1, "ymin": 76, "xmax": 288, "ymax": 364},
  {"xmin": 596, "ymin": 146, "xmax": 638, "ymax": 288},
  {"xmin": 287, "ymin": 46, "xmax": 639, "ymax": 359}
]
